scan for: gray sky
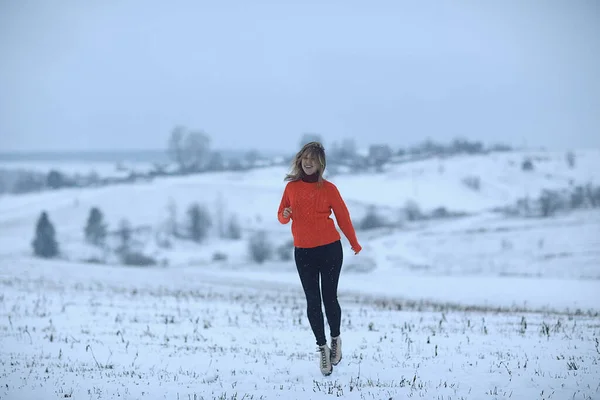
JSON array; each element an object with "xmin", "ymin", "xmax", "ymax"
[{"xmin": 1, "ymin": 0, "xmax": 599, "ymax": 153}]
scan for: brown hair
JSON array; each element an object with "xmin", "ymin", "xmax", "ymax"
[{"xmin": 284, "ymin": 141, "xmax": 327, "ymax": 185}]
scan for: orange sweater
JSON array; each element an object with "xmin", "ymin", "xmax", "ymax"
[{"xmin": 277, "ymin": 179, "xmax": 361, "ymax": 252}]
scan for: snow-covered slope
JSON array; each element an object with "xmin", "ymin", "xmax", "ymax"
[
  {"xmin": 332, "ymin": 149, "xmax": 599, "ymax": 212},
  {"xmin": 2, "ymin": 150, "xmax": 600, "ymax": 400},
  {"xmin": 0, "ymin": 149, "xmax": 598, "ymax": 282}
]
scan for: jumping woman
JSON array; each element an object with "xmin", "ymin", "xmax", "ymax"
[{"xmin": 277, "ymin": 141, "xmax": 362, "ymax": 376}]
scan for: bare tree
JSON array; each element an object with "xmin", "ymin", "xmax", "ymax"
[
  {"xmin": 166, "ymin": 198, "xmax": 178, "ymax": 237},
  {"xmin": 566, "ymin": 151, "xmax": 576, "ymax": 169},
  {"xmin": 182, "ymin": 131, "xmax": 211, "ymax": 171},
  {"xmin": 299, "ymin": 133, "xmax": 323, "ymax": 148},
  {"xmin": 168, "ymin": 126, "xmax": 186, "ymax": 171}
]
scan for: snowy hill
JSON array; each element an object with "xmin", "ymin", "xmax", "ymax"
[
  {"xmin": 1, "ymin": 149, "xmax": 599, "ymax": 278},
  {"xmin": 2, "ymin": 149, "xmax": 600, "ymax": 399}
]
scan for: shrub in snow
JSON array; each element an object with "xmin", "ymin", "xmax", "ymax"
[
  {"xmin": 359, "ymin": 206, "xmax": 387, "ymax": 230},
  {"xmin": 212, "ymin": 252, "xmax": 228, "ymax": 262},
  {"xmin": 116, "ymin": 219, "xmax": 132, "ymax": 255},
  {"xmin": 404, "ymin": 200, "xmax": 422, "ymax": 222},
  {"xmin": 187, "ymin": 203, "xmax": 212, "ymax": 243},
  {"xmin": 226, "ymin": 215, "xmax": 242, "ymax": 240},
  {"xmin": 32, "ymin": 211, "xmax": 59, "ymax": 258},
  {"xmin": 83, "ymin": 257, "xmax": 105, "ymax": 264},
  {"xmin": 570, "ymin": 186, "xmax": 586, "ymax": 209},
  {"xmin": 462, "ymin": 175, "xmax": 481, "ymax": 191},
  {"xmin": 249, "ymin": 231, "xmax": 272, "ymax": 264},
  {"xmin": 121, "ymin": 252, "xmax": 157, "ymax": 267},
  {"xmin": 84, "ymin": 207, "xmax": 107, "ymax": 247},
  {"xmin": 12, "ymin": 171, "xmax": 46, "ymax": 194},
  {"xmin": 539, "ymin": 190, "xmax": 562, "ymax": 217},
  {"xmin": 521, "ymin": 159, "xmax": 534, "ymax": 171},
  {"xmin": 276, "ymin": 240, "xmax": 294, "ymax": 261},
  {"xmin": 431, "ymin": 207, "xmax": 449, "ymax": 219},
  {"xmin": 585, "ymin": 183, "xmax": 600, "ymax": 208}
]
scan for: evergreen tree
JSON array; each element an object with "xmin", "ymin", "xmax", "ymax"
[
  {"xmin": 32, "ymin": 211, "xmax": 59, "ymax": 258},
  {"xmin": 187, "ymin": 203, "xmax": 212, "ymax": 242},
  {"xmin": 84, "ymin": 207, "xmax": 107, "ymax": 246}
]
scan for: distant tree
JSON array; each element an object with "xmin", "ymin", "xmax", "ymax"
[
  {"xmin": 166, "ymin": 198, "xmax": 178, "ymax": 237},
  {"xmin": 431, "ymin": 207, "xmax": 449, "ymax": 219},
  {"xmin": 226, "ymin": 215, "xmax": 242, "ymax": 240},
  {"xmin": 207, "ymin": 151, "xmax": 225, "ymax": 171},
  {"xmin": 187, "ymin": 203, "xmax": 212, "ymax": 242},
  {"xmin": 84, "ymin": 207, "xmax": 107, "ymax": 246},
  {"xmin": 168, "ymin": 126, "xmax": 186, "ymax": 171},
  {"xmin": 450, "ymin": 138, "xmax": 484, "ymax": 155},
  {"xmin": 490, "ymin": 143, "xmax": 512, "ymax": 152},
  {"xmin": 182, "ymin": 131, "xmax": 211, "ymax": 172},
  {"xmin": 586, "ymin": 183, "xmax": 600, "ymax": 208},
  {"xmin": 330, "ymin": 141, "xmax": 342, "ymax": 160},
  {"xmin": 249, "ymin": 230, "xmax": 272, "ymax": 264},
  {"xmin": 340, "ymin": 138, "xmax": 357, "ymax": 160},
  {"xmin": 331, "ymin": 138, "xmax": 358, "ymax": 162},
  {"xmin": 368, "ymin": 145, "xmax": 393, "ymax": 172},
  {"xmin": 47, "ymin": 170, "xmax": 67, "ymax": 189},
  {"xmin": 276, "ymin": 239, "xmax": 294, "ymax": 261},
  {"xmin": 116, "ymin": 219, "xmax": 132, "ymax": 255},
  {"xmin": 228, "ymin": 159, "xmax": 244, "ymax": 171},
  {"xmin": 405, "ymin": 200, "xmax": 422, "ymax": 221},
  {"xmin": 32, "ymin": 211, "xmax": 59, "ymax": 258},
  {"xmin": 299, "ymin": 133, "xmax": 323, "ymax": 148},
  {"xmin": 521, "ymin": 158, "xmax": 534, "ymax": 171},
  {"xmin": 419, "ymin": 139, "xmax": 446, "ymax": 156},
  {"xmin": 86, "ymin": 170, "xmax": 100, "ymax": 186},
  {"xmin": 13, "ymin": 173, "xmax": 45, "ymax": 194},
  {"xmin": 360, "ymin": 206, "xmax": 387, "ymax": 230},
  {"xmin": 215, "ymin": 192, "xmax": 225, "ymax": 239},
  {"xmin": 570, "ymin": 186, "xmax": 585, "ymax": 209},
  {"xmin": 539, "ymin": 190, "xmax": 561, "ymax": 217},
  {"xmin": 566, "ymin": 151, "xmax": 576, "ymax": 169},
  {"xmin": 244, "ymin": 150, "xmax": 261, "ymax": 167}
]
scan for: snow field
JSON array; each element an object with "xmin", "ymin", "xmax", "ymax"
[{"xmin": 1, "ymin": 260, "xmax": 599, "ymax": 400}]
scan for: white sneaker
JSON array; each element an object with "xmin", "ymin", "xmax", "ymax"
[
  {"xmin": 330, "ymin": 336, "xmax": 342, "ymax": 365},
  {"xmin": 317, "ymin": 345, "xmax": 332, "ymax": 376}
]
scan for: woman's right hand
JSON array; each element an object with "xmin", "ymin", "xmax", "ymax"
[{"xmin": 283, "ymin": 207, "xmax": 292, "ymax": 218}]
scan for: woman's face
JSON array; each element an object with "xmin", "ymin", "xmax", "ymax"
[{"xmin": 301, "ymin": 152, "xmax": 319, "ymax": 176}]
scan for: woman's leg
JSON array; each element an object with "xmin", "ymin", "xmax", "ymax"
[
  {"xmin": 319, "ymin": 241, "xmax": 344, "ymax": 338},
  {"xmin": 294, "ymin": 247, "xmax": 327, "ymax": 346}
]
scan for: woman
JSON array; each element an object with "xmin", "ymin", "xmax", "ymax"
[{"xmin": 277, "ymin": 141, "xmax": 362, "ymax": 376}]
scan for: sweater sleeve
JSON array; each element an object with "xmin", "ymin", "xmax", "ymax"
[
  {"xmin": 277, "ymin": 184, "xmax": 291, "ymax": 224},
  {"xmin": 329, "ymin": 183, "xmax": 362, "ymax": 252}
]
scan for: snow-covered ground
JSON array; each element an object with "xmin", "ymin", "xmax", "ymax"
[
  {"xmin": 1, "ymin": 149, "xmax": 599, "ymax": 399},
  {"xmin": 1, "ymin": 260, "xmax": 599, "ymax": 400}
]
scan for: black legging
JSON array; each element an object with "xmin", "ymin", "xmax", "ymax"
[{"xmin": 294, "ymin": 240, "xmax": 343, "ymax": 346}]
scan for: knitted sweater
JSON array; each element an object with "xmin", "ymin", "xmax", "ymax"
[{"xmin": 277, "ymin": 179, "xmax": 362, "ymax": 252}]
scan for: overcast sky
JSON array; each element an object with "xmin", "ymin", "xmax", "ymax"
[{"xmin": 1, "ymin": 0, "xmax": 599, "ymax": 153}]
